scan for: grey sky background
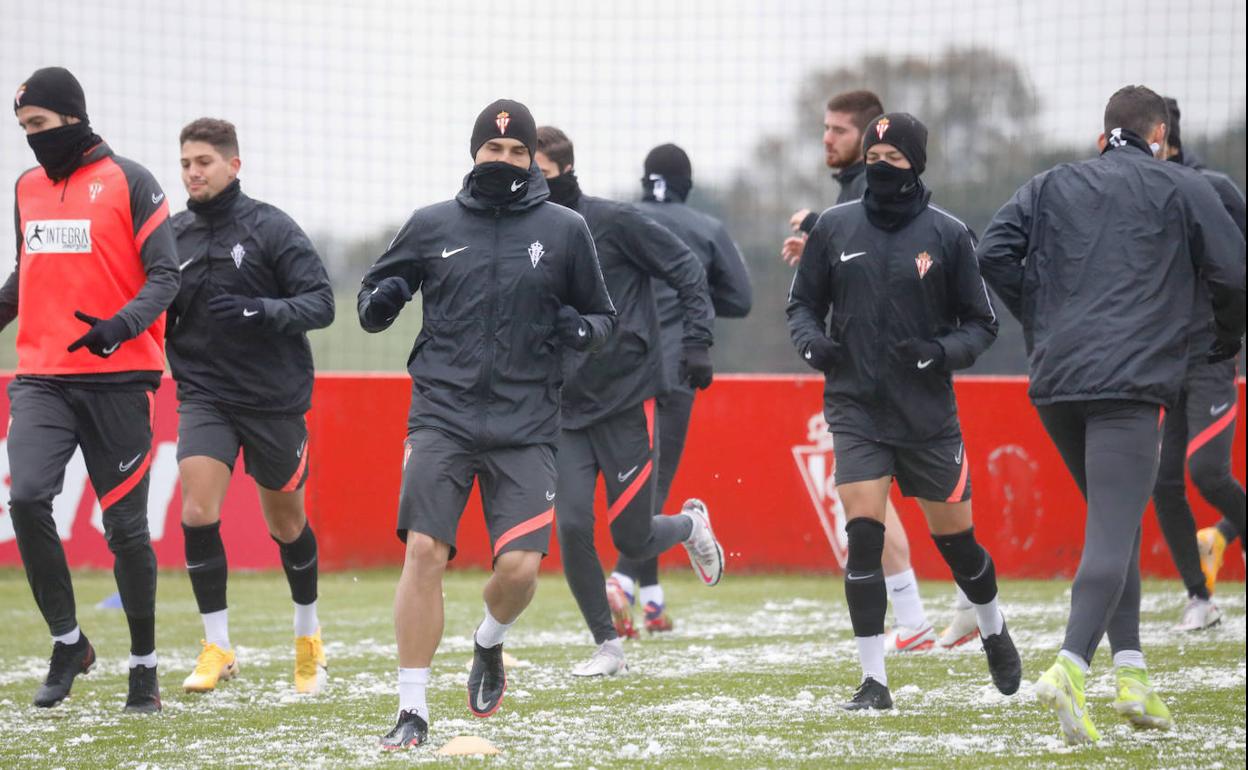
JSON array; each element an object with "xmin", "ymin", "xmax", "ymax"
[{"xmin": 2, "ymin": 0, "xmax": 1245, "ymax": 271}]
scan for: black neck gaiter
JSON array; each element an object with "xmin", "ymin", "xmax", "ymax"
[
  {"xmin": 546, "ymin": 170, "xmax": 582, "ymax": 208},
  {"xmin": 187, "ymin": 178, "xmax": 242, "ymax": 220},
  {"xmin": 1102, "ymin": 127, "xmax": 1154, "ymax": 157},
  {"xmin": 27, "ymin": 121, "xmax": 98, "ymax": 182},
  {"xmin": 641, "ymin": 173, "xmax": 692, "ymax": 203},
  {"xmin": 467, "ymin": 161, "xmax": 530, "ymax": 207},
  {"xmin": 861, "ymin": 161, "xmax": 931, "ymax": 231}
]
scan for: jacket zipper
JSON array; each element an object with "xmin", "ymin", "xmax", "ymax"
[{"xmin": 477, "ymin": 208, "xmax": 502, "ymax": 444}]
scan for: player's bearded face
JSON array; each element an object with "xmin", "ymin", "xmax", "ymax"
[
  {"xmin": 824, "ymin": 110, "xmax": 863, "ymax": 169},
  {"xmin": 180, "ymin": 140, "xmax": 239, "ymax": 202}
]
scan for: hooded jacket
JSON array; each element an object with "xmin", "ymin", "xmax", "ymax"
[
  {"xmin": 637, "ymin": 198, "xmax": 751, "ymax": 385},
  {"xmin": 168, "ymin": 183, "xmax": 334, "ymax": 415},
  {"xmin": 559, "ymin": 194, "xmax": 714, "ymax": 430},
  {"xmin": 358, "ymin": 165, "xmax": 616, "ymax": 448},
  {"xmin": 977, "ymin": 143, "xmax": 1246, "ymax": 407},
  {"xmin": 787, "ymin": 199, "xmax": 997, "ymax": 445}
]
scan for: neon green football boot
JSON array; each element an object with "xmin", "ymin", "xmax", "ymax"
[
  {"xmin": 1035, "ymin": 655, "xmax": 1101, "ymax": 745},
  {"xmin": 1113, "ymin": 665, "xmax": 1173, "ymax": 730}
]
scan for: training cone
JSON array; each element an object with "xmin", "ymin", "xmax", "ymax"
[{"xmin": 436, "ymin": 735, "xmax": 500, "ymax": 756}]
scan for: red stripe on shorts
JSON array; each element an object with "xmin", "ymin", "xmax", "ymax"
[
  {"xmin": 1187, "ymin": 403, "xmax": 1237, "ymax": 460},
  {"xmin": 643, "ymin": 398, "xmax": 655, "ymax": 450},
  {"xmin": 607, "ymin": 461, "xmax": 654, "ymax": 523},
  {"xmin": 493, "ymin": 507, "xmax": 555, "ymax": 555},
  {"xmin": 280, "ymin": 439, "xmax": 310, "ymax": 492},
  {"xmin": 100, "ymin": 392, "xmax": 157, "ymax": 510},
  {"xmin": 945, "ymin": 453, "xmax": 969, "ymax": 503}
]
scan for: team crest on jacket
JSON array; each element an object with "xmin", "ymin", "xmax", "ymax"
[
  {"xmin": 528, "ymin": 240, "xmax": 545, "ymax": 268},
  {"xmin": 496, "ymin": 111, "xmax": 511, "ymax": 134},
  {"xmin": 875, "ymin": 117, "xmax": 890, "ymax": 140},
  {"xmin": 915, "ymin": 251, "xmax": 932, "ymax": 279},
  {"xmin": 88, "ymin": 179, "xmax": 104, "ymax": 203},
  {"xmin": 231, "ymin": 243, "xmax": 246, "ymax": 268},
  {"xmin": 792, "ymin": 412, "xmax": 849, "ymax": 568}
]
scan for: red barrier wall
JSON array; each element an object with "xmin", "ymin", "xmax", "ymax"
[{"xmin": 1, "ymin": 373, "xmax": 1244, "ymax": 581}]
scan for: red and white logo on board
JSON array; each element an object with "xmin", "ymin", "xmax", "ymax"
[
  {"xmin": 792, "ymin": 412, "xmax": 849, "ymax": 568},
  {"xmin": 916, "ymin": 251, "xmax": 932, "ymax": 279},
  {"xmin": 496, "ymin": 111, "xmax": 511, "ymax": 135}
]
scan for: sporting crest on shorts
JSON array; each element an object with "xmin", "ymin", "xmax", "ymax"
[
  {"xmin": 792, "ymin": 412, "xmax": 849, "ymax": 568},
  {"xmin": 528, "ymin": 240, "xmax": 544, "ymax": 268},
  {"xmin": 231, "ymin": 243, "xmax": 246, "ymax": 268},
  {"xmin": 496, "ymin": 111, "xmax": 511, "ymax": 134},
  {"xmin": 916, "ymin": 251, "xmax": 932, "ymax": 279}
]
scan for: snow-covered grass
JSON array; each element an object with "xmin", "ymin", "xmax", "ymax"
[{"xmin": 0, "ymin": 569, "xmax": 1243, "ymax": 768}]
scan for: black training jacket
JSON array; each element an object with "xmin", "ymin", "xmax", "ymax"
[
  {"xmin": 638, "ymin": 198, "xmax": 751, "ymax": 384},
  {"xmin": 1181, "ymin": 153, "xmax": 1247, "ymax": 364},
  {"xmin": 359, "ymin": 166, "xmax": 616, "ymax": 449},
  {"xmin": 787, "ymin": 200, "xmax": 998, "ymax": 445},
  {"xmin": 168, "ymin": 186, "xmax": 333, "ymax": 415},
  {"xmin": 560, "ymin": 194, "xmax": 714, "ymax": 430},
  {"xmin": 797, "ymin": 162, "xmax": 869, "ymax": 235},
  {"xmin": 977, "ymin": 143, "xmax": 1246, "ymax": 408}
]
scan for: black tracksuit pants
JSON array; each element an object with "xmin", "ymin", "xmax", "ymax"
[
  {"xmin": 6, "ymin": 378, "xmax": 157, "ymax": 640},
  {"xmin": 556, "ymin": 400, "xmax": 693, "ymax": 644},
  {"xmin": 613, "ymin": 384, "xmax": 696, "ymax": 588},
  {"xmin": 1036, "ymin": 399, "xmax": 1165, "ymax": 663},
  {"xmin": 1152, "ymin": 358, "xmax": 1245, "ymax": 598}
]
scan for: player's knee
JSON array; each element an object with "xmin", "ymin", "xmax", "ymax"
[
  {"xmin": 403, "ymin": 533, "xmax": 449, "ymax": 576},
  {"xmin": 1152, "ymin": 477, "xmax": 1187, "ymax": 511},
  {"xmin": 181, "ymin": 496, "xmax": 221, "ymax": 527},
  {"xmin": 614, "ymin": 535, "xmax": 649, "ymax": 561},
  {"xmin": 493, "ymin": 550, "xmax": 540, "ymax": 588},
  {"xmin": 104, "ymin": 516, "xmax": 153, "ymax": 555},
  {"xmin": 556, "ymin": 515, "xmax": 594, "ymax": 546},
  {"xmin": 1188, "ymin": 456, "xmax": 1232, "ymax": 495}
]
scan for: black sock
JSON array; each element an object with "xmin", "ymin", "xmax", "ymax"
[
  {"xmin": 1215, "ymin": 518, "xmax": 1239, "ymax": 546},
  {"xmin": 275, "ymin": 523, "xmax": 318, "ymax": 606},
  {"xmin": 638, "ymin": 558, "xmax": 659, "ymax": 587},
  {"xmin": 126, "ymin": 613, "xmax": 155, "ymax": 658},
  {"xmin": 184, "ymin": 522, "xmax": 228, "ymax": 614},
  {"xmin": 932, "ymin": 527, "xmax": 998, "ymax": 605},
  {"xmin": 1188, "ymin": 583, "xmax": 1212, "ymax": 601},
  {"xmin": 844, "ymin": 518, "xmax": 887, "ymax": 637}
]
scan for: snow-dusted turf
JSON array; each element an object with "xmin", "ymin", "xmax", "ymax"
[{"xmin": 0, "ymin": 569, "xmax": 1243, "ymax": 768}]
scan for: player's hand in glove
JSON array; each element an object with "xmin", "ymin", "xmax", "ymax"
[
  {"xmin": 207, "ymin": 294, "xmax": 266, "ymax": 329},
  {"xmin": 555, "ymin": 305, "xmax": 593, "ymax": 351},
  {"xmin": 363, "ymin": 276, "xmax": 413, "ymax": 327},
  {"xmin": 897, "ymin": 338, "xmax": 945, "ymax": 371},
  {"xmin": 67, "ymin": 311, "xmax": 131, "ymax": 358},
  {"xmin": 801, "ymin": 336, "xmax": 842, "ymax": 372},
  {"xmin": 1208, "ymin": 335, "xmax": 1242, "ymax": 364},
  {"xmin": 680, "ymin": 345, "xmax": 714, "ymax": 389}
]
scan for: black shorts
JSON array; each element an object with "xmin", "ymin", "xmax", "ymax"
[
  {"xmin": 832, "ymin": 432, "xmax": 971, "ymax": 502},
  {"xmin": 397, "ymin": 428, "xmax": 556, "ymax": 561},
  {"xmin": 176, "ymin": 400, "xmax": 309, "ymax": 492}
]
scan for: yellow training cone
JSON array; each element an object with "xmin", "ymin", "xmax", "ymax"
[{"xmin": 436, "ymin": 735, "xmax": 500, "ymax": 756}]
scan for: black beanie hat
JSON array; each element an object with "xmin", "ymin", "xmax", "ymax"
[
  {"xmin": 470, "ymin": 99, "xmax": 537, "ymax": 159},
  {"xmin": 644, "ymin": 143, "xmax": 692, "ymax": 180},
  {"xmin": 1163, "ymin": 96, "xmax": 1182, "ymax": 149},
  {"xmin": 862, "ymin": 112, "xmax": 927, "ymax": 175},
  {"xmin": 14, "ymin": 67, "xmax": 88, "ymax": 121}
]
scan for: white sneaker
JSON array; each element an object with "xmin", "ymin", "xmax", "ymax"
[
  {"xmin": 885, "ymin": 624, "xmax": 937, "ymax": 653},
  {"xmin": 681, "ymin": 499, "xmax": 724, "ymax": 586},
  {"xmin": 1173, "ymin": 596, "xmax": 1223, "ymax": 631},
  {"xmin": 571, "ymin": 642, "xmax": 627, "ymax": 677},
  {"xmin": 938, "ymin": 607, "xmax": 981, "ymax": 649}
]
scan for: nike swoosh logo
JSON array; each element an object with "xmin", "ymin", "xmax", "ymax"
[
  {"xmin": 118, "ymin": 452, "xmax": 143, "ymax": 472},
  {"xmin": 846, "ymin": 572, "xmax": 874, "ymax": 581},
  {"xmin": 955, "ymin": 444, "xmax": 964, "ymax": 464},
  {"xmin": 840, "ymin": 251, "xmax": 866, "ymax": 262},
  {"xmin": 370, "ymin": 287, "xmax": 379, "ymax": 295},
  {"xmin": 510, "ymin": 180, "xmax": 525, "ymax": 192},
  {"xmin": 475, "ymin": 681, "xmax": 491, "ymax": 712},
  {"xmin": 1211, "ymin": 402, "xmax": 1230, "ymax": 416},
  {"xmin": 242, "ymin": 309, "xmax": 259, "ymax": 317},
  {"xmin": 917, "ymin": 359, "xmax": 933, "ymax": 369},
  {"xmin": 890, "ymin": 583, "xmax": 913, "ymax": 594},
  {"xmin": 290, "ymin": 556, "xmax": 317, "ymax": 572},
  {"xmin": 297, "ymin": 439, "xmax": 307, "ymax": 458},
  {"xmin": 577, "ymin": 327, "xmax": 587, "ymax": 337},
  {"xmin": 178, "ymin": 257, "xmax": 195, "ymax": 271},
  {"xmin": 893, "ymin": 628, "xmax": 931, "ymax": 648},
  {"xmin": 441, "ymin": 246, "xmax": 468, "ymax": 259},
  {"xmin": 545, "ymin": 491, "xmax": 556, "ymax": 501},
  {"xmin": 618, "ymin": 465, "xmax": 640, "ymax": 483},
  {"xmin": 151, "ymin": 193, "xmax": 164, "ymax": 204},
  {"xmin": 186, "ymin": 561, "xmax": 206, "ymax": 570},
  {"xmin": 102, "ymin": 343, "xmax": 120, "ymax": 355}
]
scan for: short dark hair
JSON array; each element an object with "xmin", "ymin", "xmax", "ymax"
[
  {"xmin": 180, "ymin": 117, "xmax": 239, "ymax": 158},
  {"xmin": 536, "ymin": 125, "xmax": 574, "ymax": 169},
  {"xmin": 826, "ymin": 90, "xmax": 885, "ymax": 132},
  {"xmin": 1103, "ymin": 86, "xmax": 1167, "ymax": 142}
]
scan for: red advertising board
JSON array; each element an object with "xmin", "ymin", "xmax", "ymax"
[{"xmin": 1, "ymin": 373, "xmax": 1244, "ymax": 581}]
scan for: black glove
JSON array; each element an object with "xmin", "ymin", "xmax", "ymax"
[
  {"xmin": 555, "ymin": 305, "xmax": 592, "ymax": 351},
  {"xmin": 897, "ymin": 338, "xmax": 945, "ymax": 371},
  {"xmin": 364, "ymin": 276, "xmax": 413, "ymax": 326},
  {"xmin": 66, "ymin": 311, "xmax": 131, "ymax": 358},
  {"xmin": 1208, "ymin": 336, "xmax": 1242, "ymax": 364},
  {"xmin": 801, "ymin": 336, "xmax": 842, "ymax": 372},
  {"xmin": 680, "ymin": 345, "xmax": 714, "ymax": 389},
  {"xmin": 207, "ymin": 294, "xmax": 266, "ymax": 329}
]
